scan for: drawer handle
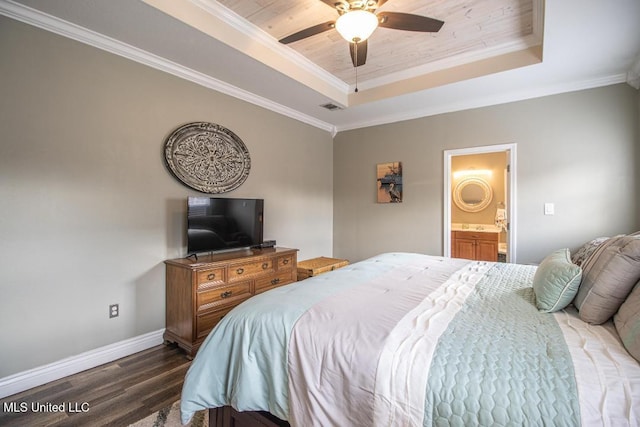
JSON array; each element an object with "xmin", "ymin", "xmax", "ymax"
[
  {"xmin": 262, "ymin": 262, "xmax": 269, "ymax": 270},
  {"xmin": 271, "ymin": 278, "xmax": 281, "ymax": 285},
  {"xmin": 221, "ymin": 290, "xmax": 233, "ymax": 299},
  {"xmin": 282, "ymin": 259, "xmax": 289, "ymax": 265},
  {"xmin": 207, "ymin": 273, "xmax": 216, "ymax": 280},
  {"xmin": 236, "ymin": 268, "xmax": 244, "ymax": 275}
]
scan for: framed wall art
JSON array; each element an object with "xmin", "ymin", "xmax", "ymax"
[{"xmin": 376, "ymin": 161, "xmax": 403, "ymax": 203}]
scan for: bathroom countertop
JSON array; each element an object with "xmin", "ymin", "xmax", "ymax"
[{"xmin": 451, "ymin": 223, "xmax": 502, "ymax": 233}]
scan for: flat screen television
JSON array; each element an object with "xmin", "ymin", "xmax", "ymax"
[{"xmin": 187, "ymin": 197, "xmax": 264, "ymax": 255}]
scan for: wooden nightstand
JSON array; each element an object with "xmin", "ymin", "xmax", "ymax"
[{"xmin": 297, "ymin": 256, "xmax": 349, "ymax": 280}]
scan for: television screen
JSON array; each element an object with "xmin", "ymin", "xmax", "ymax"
[{"xmin": 187, "ymin": 197, "xmax": 264, "ymax": 254}]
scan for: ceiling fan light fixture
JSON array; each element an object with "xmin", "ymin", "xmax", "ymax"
[{"xmin": 335, "ymin": 10, "xmax": 379, "ymax": 43}]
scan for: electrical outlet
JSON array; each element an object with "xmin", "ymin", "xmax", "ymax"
[
  {"xmin": 109, "ymin": 304, "xmax": 119, "ymax": 318},
  {"xmin": 544, "ymin": 203, "xmax": 555, "ymax": 215}
]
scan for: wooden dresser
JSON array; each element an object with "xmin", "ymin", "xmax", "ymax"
[
  {"xmin": 164, "ymin": 247, "xmax": 298, "ymax": 357},
  {"xmin": 451, "ymin": 230, "xmax": 499, "ymax": 262}
]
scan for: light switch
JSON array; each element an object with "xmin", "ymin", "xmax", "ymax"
[{"xmin": 544, "ymin": 203, "xmax": 555, "ymax": 215}]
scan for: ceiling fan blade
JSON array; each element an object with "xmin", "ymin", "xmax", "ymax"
[
  {"xmin": 349, "ymin": 40, "xmax": 368, "ymax": 67},
  {"xmin": 377, "ymin": 12, "xmax": 444, "ymax": 32},
  {"xmin": 320, "ymin": 0, "xmax": 348, "ymax": 9},
  {"xmin": 279, "ymin": 21, "xmax": 336, "ymax": 44}
]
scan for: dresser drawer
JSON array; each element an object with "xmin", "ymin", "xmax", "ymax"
[
  {"xmin": 255, "ymin": 270, "xmax": 295, "ymax": 294},
  {"xmin": 196, "ymin": 305, "xmax": 236, "ymax": 341},
  {"xmin": 196, "ymin": 281, "xmax": 252, "ymax": 312},
  {"xmin": 196, "ymin": 268, "xmax": 225, "ymax": 287},
  {"xmin": 228, "ymin": 259, "xmax": 275, "ymax": 281},
  {"xmin": 277, "ymin": 254, "xmax": 295, "ymax": 270}
]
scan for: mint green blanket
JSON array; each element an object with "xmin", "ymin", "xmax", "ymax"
[{"xmin": 425, "ymin": 263, "xmax": 580, "ymax": 426}]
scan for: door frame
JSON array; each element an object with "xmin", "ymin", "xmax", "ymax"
[{"xmin": 443, "ymin": 143, "xmax": 517, "ymax": 263}]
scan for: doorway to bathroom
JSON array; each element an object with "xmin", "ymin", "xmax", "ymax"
[{"xmin": 443, "ymin": 143, "xmax": 517, "ymax": 263}]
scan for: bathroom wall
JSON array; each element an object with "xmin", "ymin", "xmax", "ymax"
[{"xmin": 451, "ymin": 152, "xmax": 507, "ymax": 226}]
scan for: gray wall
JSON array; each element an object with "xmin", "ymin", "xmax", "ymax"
[
  {"xmin": 1, "ymin": 14, "xmax": 639, "ymax": 381},
  {"xmin": 334, "ymin": 84, "xmax": 640, "ymax": 264},
  {"xmin": 0, "ymin": 17, "xmax": 333, "ymax": 377}
]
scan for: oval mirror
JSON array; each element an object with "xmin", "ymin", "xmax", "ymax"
[{"xmin": 453, "ymin": 177, "xmax": 493, "ymax": 212}]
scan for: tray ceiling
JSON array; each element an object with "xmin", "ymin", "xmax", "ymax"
[
  {"xmin": 217, "ymin": 0, "xmax": 540, "ymax": 86},
  {"xmin": 151, "ymin": 0, "xmax": 544, "ymax": 107},
  {"xmin": 2, "ymin": 0, "xmax": 639, "ymax": 133}
]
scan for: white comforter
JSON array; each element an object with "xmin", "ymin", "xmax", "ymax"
[{"xmin": 180, "ymin": 253, "xmax": 640, "ymax": 426}]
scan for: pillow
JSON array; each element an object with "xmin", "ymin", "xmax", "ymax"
[
  {"xmin": 573, "ymin": 235, "xmax": 640, "ymax": 324},
  {"xmin": 614, "ymin": 280, "xmax": 640, "ymax": 362},
  {"xmin": 571, "ymin": 237, "xmax": 608, "ymax": 267},
  {"xmin": 532, "ymin": 248, "xmax": 582, "ymax": 313}
]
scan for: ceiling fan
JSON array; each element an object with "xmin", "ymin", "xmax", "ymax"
[{"xmin": 278, "ymin": 0, "xmax": 445, "ymax": 68}]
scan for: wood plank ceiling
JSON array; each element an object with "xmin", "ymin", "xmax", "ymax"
[{"xmin": 217, "ymin": 0, "xmax": 537, "ymax": 85}]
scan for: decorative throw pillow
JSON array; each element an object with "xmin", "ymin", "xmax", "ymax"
[
  {"xmin": 573, "ymin": 235, "xmax": 640, "ymax": 324},
  {"xmin": 571, "ymin": 237, "xmax": 609, "ymax": 267},
  {"xmin": 532, "ymin": 248, "xmax": 582, "ymax": 313},
  {"xmin": 614, "ymin": 280, "xmax": 640, "ymax": 362}
]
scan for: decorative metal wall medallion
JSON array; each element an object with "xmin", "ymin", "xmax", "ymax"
[{"xmin": 164, "ymin": 122, "xmax": 251, "ymax": 193}]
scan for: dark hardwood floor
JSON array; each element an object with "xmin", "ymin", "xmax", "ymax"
[{"xmin": 0, "ymin": 344, "xmax": 192, "ymax": 427}]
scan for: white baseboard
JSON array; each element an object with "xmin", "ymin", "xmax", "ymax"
[{"xmin": 0, "ymin": 329, "xmax": 165, "ymax": 399}]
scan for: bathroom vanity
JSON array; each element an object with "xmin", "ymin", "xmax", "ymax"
[{"xmin": 451, "ymin": 224, "xmax": 500, "ymax": 262}]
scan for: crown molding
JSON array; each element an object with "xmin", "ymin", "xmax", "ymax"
[
  {"xmin": 335, "ymin": 73, "xmax": 628, "ymax": 133},
  {"xmin": 0, "ymin": 0, "xmax": 337, "ymax": 134},
  {"xmin": 533, "ymin": 0, "xmax": 545, "ymax": 42},
  {"xmin": 191, "ymin": 0, "xmax": 349, "ymax": 92},
  {"xmin": 2, "ymin": 0, "xmax": 628, "ymax": 138},
  {"xmin": 140, "ymin": 0, "xmax": 348, "ymax": 105},
  {"xmin": 356, "ymin": 37, "xmax": 540, "ymax": 92},
  {"xmin": 356, "ymin": 0, "xmax": 546, "ymax": 93},
  {"xmin": 195, "ymin": 0, "xmax": 548, "ymax": 103}
]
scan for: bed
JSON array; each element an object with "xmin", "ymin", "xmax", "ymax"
[{"xmin": 180, "ymin": 239, "xmax": 640, "ymax": 426}]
